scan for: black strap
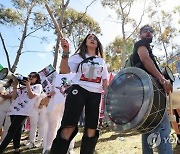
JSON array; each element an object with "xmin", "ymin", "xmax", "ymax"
[{"xmin": 76, "ymin": 56, "xmax": 96, "ymax": 73}]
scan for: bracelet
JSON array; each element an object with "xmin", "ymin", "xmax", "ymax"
[
  {"xmin": 62, "ymin": 52, "xmax": 70, "ymax": 59},
  {"xmin": 62, "ymin": 55, "xmax": 69, "ymax": 59},
  {"xmin": 62, "ymin": 51, "xmax": 70, "ymax": 56}
]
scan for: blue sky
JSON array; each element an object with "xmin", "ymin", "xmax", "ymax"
[
  {"xmin": 0, "ymin": 0, "xmax": 179, "ymax": 76},
  {"xmin": 0, "ymin": 0, "xmax": 120, "ymax": 76}
]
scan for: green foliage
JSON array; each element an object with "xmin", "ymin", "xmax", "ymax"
[
  {"xmin": 62, "ymin": 8, "xmax": 101, "ymax": 50},
  {"xmin": 147, "ymin": 3, "xmax": 179, "ymax": 60},
  {"xmin": 12, "ymin": 0, "xmax": 28, "ymax": 9},
  {"xmin": 101, "ymin": 0, "xmax": 135, "ymax": 23},
  {"xmin": 160, "ymin": 26, "xmax": 175, "ymax": 43},
  {"xmin": 105, "ymin": 36, "xmax": 134, "ymax": 71},
  {"xmin": 33, "ymin": 11, "xmax": 49, "ymax": 27},
  {"xmin": 105, "ymin": 36, "xmax": 134, "ymax": 55},
  {"xmin": 0, "ymin": 4, "xmax": 22, "ymax": 25}
]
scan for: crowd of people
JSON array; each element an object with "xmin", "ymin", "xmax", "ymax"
[{"xmin": 0, "ymin": 28, "xmax": 179, "ymax": 154}]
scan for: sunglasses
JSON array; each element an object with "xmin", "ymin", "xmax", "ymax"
[
  {"xmin": 28, "ymin": 74, "xmax": 37, "ymax": 79},
  {"xmin": 142, "ymin": 27, "xmax": 154, "ymax": 33}
]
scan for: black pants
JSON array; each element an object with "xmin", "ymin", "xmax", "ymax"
[
  {"xmin": 61, "ymin": 85, "xmax": 101, "ymax": 129},
  {"xmin": 51, "ymin": 85, "xmax": 101, "ymax": 154},
  {"xmin": 0, "ymin": 115, "xmax": 27, "ymax": 154}
]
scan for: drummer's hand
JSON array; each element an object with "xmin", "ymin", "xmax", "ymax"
[
  {"xmin": 160, "ymin": 79, "xmax": 173, "ymax": 95},
  {"xmin": 60, "ymin": 38, "xmax": 69, "ymax": 52}
]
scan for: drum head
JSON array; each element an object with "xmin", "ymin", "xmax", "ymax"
[{"xmin": 105, "ymin": 67, "xmax": 154, "ymax": 134}]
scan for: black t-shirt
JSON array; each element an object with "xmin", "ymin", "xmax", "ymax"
[{"xmin": 132, "ymin": 39, "xmax": 161, "ymax": 75}]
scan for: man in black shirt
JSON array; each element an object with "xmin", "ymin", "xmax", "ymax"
[{"xmin": 132, "ymin": 25, "xmax": 173, "ymax": 154}]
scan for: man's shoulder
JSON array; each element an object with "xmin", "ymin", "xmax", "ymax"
[{"xmin": 134, "ymin": 40, "xmax": 149, "ymax": 49}]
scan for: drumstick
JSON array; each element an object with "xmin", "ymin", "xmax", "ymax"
[{"xmin": 45, "ymin": 4, "xmax": 63, "ymax": 38}]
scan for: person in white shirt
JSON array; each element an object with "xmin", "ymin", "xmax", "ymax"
[
  {"xmin": 50, "ymin": 34, "xmax": 108, "ymax": 154},
  {"xmin": 41, "ymin": 73, "xmax": 75, "ymax": 154},
  {"xmin": 0, "ymin": 86, "xmax": 11, "ymax": 143},
  {"xmin": 0, "ymin": 72, "xmax": 42, "ymax": 154},
  {"xmin": 25, "ymin": 92, "xmax": 46, "ymax": 149}
]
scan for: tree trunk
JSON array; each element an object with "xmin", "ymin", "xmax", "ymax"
[
  {"xmin": 0, "ymin": 33, "xmax": 11, "ymax": 69},
  {"xmin": 119, "ymin": 0, "xmax": 127, "ymax": 68},
  {"xmin": 11, "ymin": 3, "xmax": 34, "ymax": 73},
  {"xmin": 53, "ymin": 36, "xmax": 60, "ymax": 69}
]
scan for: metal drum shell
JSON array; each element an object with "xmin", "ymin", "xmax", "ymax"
[{"xmin": 105, "ymin": 67, "xmax": 167, "ymax": 135}]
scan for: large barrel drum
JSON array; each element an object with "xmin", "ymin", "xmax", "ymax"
[{"xmin": 105, "ymin": 67, "xmax": 167, "ymax": 135}]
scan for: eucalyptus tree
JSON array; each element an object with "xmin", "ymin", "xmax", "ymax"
[
  {"xmin": 146, "ymin": 0, "xmax": 180, "ymax": 65},
  {"xmin": 48, "ymin": 0, "xmax": 100, "ymax": 69},
  {"xmin": 101, "ymin": 0, "xmax": 146, "ymax": 68},
  {"xmin": 0, "ymin": 0, "xmax": 49, "ymax": 73},
  {"xmin": 0, "ymin": 0, "xmax": 101, "ymax": 72},
  {"xmin": 105, "ymin": 36, "xmax": 134, "ymax": 71},
  {"xmin": 63, "ymin": 8, "xmax": 101, "ymax": 50}
]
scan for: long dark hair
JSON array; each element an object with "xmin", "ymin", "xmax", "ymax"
[
  {"xmin": 29, "ymin": 72, "xmax": 41, "ymax": 85},
  {"xmin": 75, "ymin": 34, "xmax": 104, "ymax": 59}
]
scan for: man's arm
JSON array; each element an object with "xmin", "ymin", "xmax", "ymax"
[
  {"xmin": 137, "ymin": 46, "xmax": 164, "ymax": 80},
  {"xmin": 137, "ymin": 46, "xmax": 172, "ymax": 94}
]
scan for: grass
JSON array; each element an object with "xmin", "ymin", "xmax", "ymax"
[{"xmin": 3, "ymin": 127, "xmax": 180, "ymax": 154}]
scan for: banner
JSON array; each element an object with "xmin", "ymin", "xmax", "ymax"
[{"xmin": 38, "ymin": 64, "xmax": 58, "ymax": 95}]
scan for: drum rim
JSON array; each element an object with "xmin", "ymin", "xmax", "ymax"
[{"xmin": 105, "ymin": 67, "xmax": 154, "ymax": 133}]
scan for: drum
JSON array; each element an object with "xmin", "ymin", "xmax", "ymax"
[{"xmin": 105, "ymin": 67, "xmax": 167, "ymax": 135}]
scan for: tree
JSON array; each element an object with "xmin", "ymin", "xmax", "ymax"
[
  {"xmin": 0, "ymin": 0, "xmax": 101, "ymax": 72},
  {"xmin": 105, "ymin": 36, "xmax": 134, "ymax": 71},
  {"xmin": 63, "ymin": 8, "xmax": 101, "ymax": 50},
  {"xmin": 47, "ymin": 0, "xmax": 70, "ymax": 69},
  {"xmin": 147, "ymin": 0, "xmax": 178, "ymax": 62},
  {"xmin": 49, "ymin": 0, "xmax": 100, "ymax": 69},
  {"xmin": 0, "ymin": 0, "xmax": 49, "ymax": 73},
  {"xmin": 0, "ymin": 4, "xmax": 22, "ymax": 25},
  {"xmin": 146, "ymin": 0, "xmax": 180, "ymax": 72},
  {"xmin": 101, "ymin": 0, "xmax": 146, "ymax": 68}
]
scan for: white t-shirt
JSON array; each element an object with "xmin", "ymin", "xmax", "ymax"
[
  {"xmin": 0, "ymin": 88, "xmax": 12, "ymax": 112},
  {"xmin": 46, "ymin": 73, "xmax": 75, "ymax": 112},
  {"xmin": 68, "ymin": 54, "xmax": 108, "ymax": 93},
  {"xmin": 7, "ymin": 84, "xmax": 42, "ymax": 117}
]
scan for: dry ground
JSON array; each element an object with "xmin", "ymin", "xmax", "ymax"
[{"xmin": 3, "ymin": 127, "xmax": 180, "ymax": 154}]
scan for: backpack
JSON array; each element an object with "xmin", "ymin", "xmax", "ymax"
[{"xmin": 124, "ymin": 54, "xmax": 134, "ymax": 68}]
